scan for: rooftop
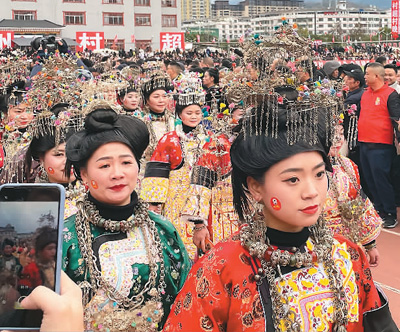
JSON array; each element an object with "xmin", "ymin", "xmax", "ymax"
[{"xmin": 0, "ymin": 19, "xmax": 64, "ymax": 29}]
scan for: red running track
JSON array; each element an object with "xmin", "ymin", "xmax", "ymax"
[{"xmin": 373, "ymin": 226, "xmax": 400, "ymax": 326}]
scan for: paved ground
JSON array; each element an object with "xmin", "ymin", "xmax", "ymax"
[{"xmin": 373, "ymin": 225, "xmax": 400, "ymax": 326}]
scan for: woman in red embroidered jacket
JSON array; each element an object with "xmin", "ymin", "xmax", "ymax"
[
  {"xmin": 163, "ymin": 95, "xmax": 397, "ymax": 331},
  {"xmin": 140, "ymin": 90, "xmax": 237, "ymax": 259}
]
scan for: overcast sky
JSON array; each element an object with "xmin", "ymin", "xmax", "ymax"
[{"xmin": 0, "ymin": 202, "xmax": 58, "ymax": 233}]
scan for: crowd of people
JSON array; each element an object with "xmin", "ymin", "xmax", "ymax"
[{"xmin": 0, "ymin": 23, "xmax": 398, "ymax": 331}]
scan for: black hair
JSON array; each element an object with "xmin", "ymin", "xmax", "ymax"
[
  {"xmin": 168, "ymin": 61, "xmax": 184, "ymax": 73},
  {"xmin": 35, "ymin": 226, "xmax": 57, "ymax": 254},
  {"xmin": 175, "ymin": 102, "xmax": 201, "ymax": 116},
  {"xmin": 231, "ymin": 103, "xmax": 331, "ymax": 221},
  {"xmin": 65, "ymin": 108, "xmax": 149, "ymax": 180},
  {"xmin": 205, "ymin": 68, "xmax": 219, "ymax": 84},
  {"xmin": 384, "ymin": 63, "xmax": 398, "ymax": 74},
  {"xmin": 2, "ymin": 238, "xmax": 14, "ymax": 250},
  {"xmin": 141, "ymin": 75, "xmax": 173, "ymax": 102},
  {"xmin": 24, "ymin": 103, "xmax": 76, "ymax": 180},
  {"xmin": 375, "ymin": 56, "xmax": 387, "ymax": 64}
]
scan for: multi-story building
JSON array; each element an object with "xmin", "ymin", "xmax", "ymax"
[
  {"xmin": 182, "ymin": 0, "xmax": 211, "ymax": 21},
  {"xmin": 0, "ymin": 0, "xmax": 182, "ymax": 50},
  {"xmin": 211, "ymin": 0, "xmax": 304, "ymax": 19},
  {"xmin": 185, "ymin": 2, "xmax": 390, "ymax": 42}
]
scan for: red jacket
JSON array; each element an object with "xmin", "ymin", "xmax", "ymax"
[{"xmin": 358, "ymin": 84, "xmax": 400, "ymax": 145}]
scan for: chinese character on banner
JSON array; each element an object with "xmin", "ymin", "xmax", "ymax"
[
  {"xmin": 0, "ymin": 31, "xmax": 14, "ymax": 49},
  {"xmin": 160, "ymin": 32, "xmax": 184, "ymax": 50},
  {"xmin": 392, "ymin": 0, "xmax": 399, "ymax": 39},
  {"xmin": 76, "ymin": 32, "xmax": 104, "ymax": 51}
]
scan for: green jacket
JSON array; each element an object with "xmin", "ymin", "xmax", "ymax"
[{"xmin": 62, "ymin": 210, "xmax": 191, "ymax": 329}]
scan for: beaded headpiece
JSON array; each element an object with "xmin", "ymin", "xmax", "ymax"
[
  {"xmin": 32, "ymin": 103, "xmax": 85, "ymax": 147},
  {"xmin": 117, "ymin": 65, "xmax": 142, "ymax": 104},
  {"xmin": 23, "ymin": 54, "xmax": 82, "ymax": 113},
  {"xmin": 227, "ymin": 23, "xmax": 343, "ymax": 146},
  {"xmin": 141, "ymin": 71, "xmax": 173, "ymax": 102},
  {"xmin": 175, "ymin": 72, "xmax": 205, "ymax": 108}
]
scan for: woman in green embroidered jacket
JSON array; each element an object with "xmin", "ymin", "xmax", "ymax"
[{"xmin": 62, "ymin": 105, "xmax": 191, "ymax": 332}]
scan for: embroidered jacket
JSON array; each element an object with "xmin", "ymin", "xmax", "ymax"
[
  {"xmin": 324, "ymin": 156, "xmax": 382, "ymax": 245},
  {"xmin": 163, "ymin": 233, "xmax": 381, "ymax": 332},
  {"xmin": 140, "ymin": 130, "xmax": 237, "ymax": 258},
  {"xmin": 62, "ymin": 210, "xmax": 191, "ymax": 330}
]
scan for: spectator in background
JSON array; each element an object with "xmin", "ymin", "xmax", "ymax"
[
  {"xmin": 203, "ymin": 68, "xmax": 220, "ymax": 107},
  {"xmin": 200, "ymin": 56, "xmax": 213, "ymax": 69},
  {"xmin": 323, "ymin": 60, "xmax": 341, "ymax": 80},
  {"xmin": 166, "ymin": 61, "xmax": 184, "ymax": 83},
  {"xmin": 358, "ymin": 62, "xmax": 400, "ymax": 228},
  {"xmin": 0, "ymin": 239, "xmax": 21, "ymax": 274},
  {"xmin": 384, "ymin": 64, "xmax": 400, "ymax": 94},
  {"xmin": 375, "ymin": 56, "xmax": 387, "ymax": 66},
  {"xmin": 343, "ymin": 69, "xmax": 365, "ymax": 108}
]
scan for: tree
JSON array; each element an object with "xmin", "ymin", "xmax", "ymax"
[
  {"xmin": 37, "ymin": 211, "xmax": 55, "ymax": 227},
  {"xmin": 297, "ymin": 26, "xmax": 310, "ymax": 39}
]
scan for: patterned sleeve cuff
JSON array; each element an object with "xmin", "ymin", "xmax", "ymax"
[
  {"xmin": 140, "ymin": 161, "xmax": 171, "ymax": 203},
  {"xmin": 190, "ymin": 165, "xmax": 218, "ymax": 189}
]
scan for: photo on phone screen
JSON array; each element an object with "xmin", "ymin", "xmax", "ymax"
[{"xmin": 0, "ymin": 184, "xmax": 65, "ymax": 329}]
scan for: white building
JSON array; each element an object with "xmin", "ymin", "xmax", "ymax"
[
  {"xmin": 0, "ymin": 0, "xmax": 182, "ymax": 50},
  {"xmin": 183, "ymin": 3, "xmax": 390, "ymax": 42}
]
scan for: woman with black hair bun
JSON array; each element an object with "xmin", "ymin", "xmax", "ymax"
[
  {"xmin": 140, "ymin": 74, "xmax": 237, "ymax": 259},
  {"xmin": 164, "ymin": 97, "xmax": 397, "ymax": 331},
  {"xmin": 117, "ymin": 65, "xmax": 142, "ymax": 117},
  {"xmin": 63, "ymin": 105, "xmax": 190, "ymax": 331},
  {"xmin": 140, "ymin": 73, "xmax": 175, "ymax": 159},
  {"xmin": 24, "ymin": 103, "xmax": 85, "ymax": 218}
]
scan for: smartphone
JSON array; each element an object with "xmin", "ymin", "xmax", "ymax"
[{"xmin": 0, "ymin": 183, "xmax": 65, "ymax": 330}]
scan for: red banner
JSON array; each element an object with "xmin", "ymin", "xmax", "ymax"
[
  {"xmin": 313, "ymin": 59, "xmax": 370, "ymax": 69},
  {"xmin": 0, "ymin": 31, "xmax": 14, "ymax": 49},
  {"xmin": 160, "ymin": 32, "xmax": 184, "ymax": 50},
  {"xmin": 76, "ymin": 32, "xmax": 104, "ymax": 51},
  {"xmin": 392, "ymin": 0, "xmax": 399, "ymax": 39}
]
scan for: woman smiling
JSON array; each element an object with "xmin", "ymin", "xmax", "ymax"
[{"xmin": 62, "ymin": 106, "xmax": 190, "ymax": 331}]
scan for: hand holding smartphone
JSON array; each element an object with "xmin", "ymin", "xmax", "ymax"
[{"xmin": 0, "ymin": 184, "xmax": 65, "ymax": 330}]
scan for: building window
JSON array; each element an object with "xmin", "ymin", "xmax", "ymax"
[
  {"xmin": 136, "ymin": 39, "xmax": 151, "ymax": 49},
  {"xmin": 103, "ymin": 0, "xmax": 123, "ymax": 3},
  {"xmin": 135, "ymin": 14, "xmax": 151, "ymax": 26},
  {"xmin": 103, "ymin": 12, "xmax": 124, "ymax": 25},
  {"xmin": 63, "ymin": 11, "xmax": 86, "ymax": 25},
  {"xmin": 162, "ymin": 15, "xmax": 177, "ymax": 27},
  {"xmin": 13, "ymin": 10, "xmax": 37, "ymax": 20},
  {"xmin": 63, "ymin": 0, "xmax": 85, "ymax": 3},
  {"xmin": 161, "ymin": 0, "xmax": 176, "ymax": 7},
  {"xmin": 134, "ymin": 0, "xmax": 150, "ymax": 6},
  {"xmin": 105, "ymin": 39, "xmax": 125, "ymax": 49}
]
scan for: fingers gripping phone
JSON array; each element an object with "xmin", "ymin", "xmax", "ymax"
[{"xmin": 0, "ymin": 183, "xmax": 65, "ymax": 330}]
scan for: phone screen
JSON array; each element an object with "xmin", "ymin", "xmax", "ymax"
[{"xmin": 0, "ymin": 184, "xmax": 65, "ymax": 329}]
